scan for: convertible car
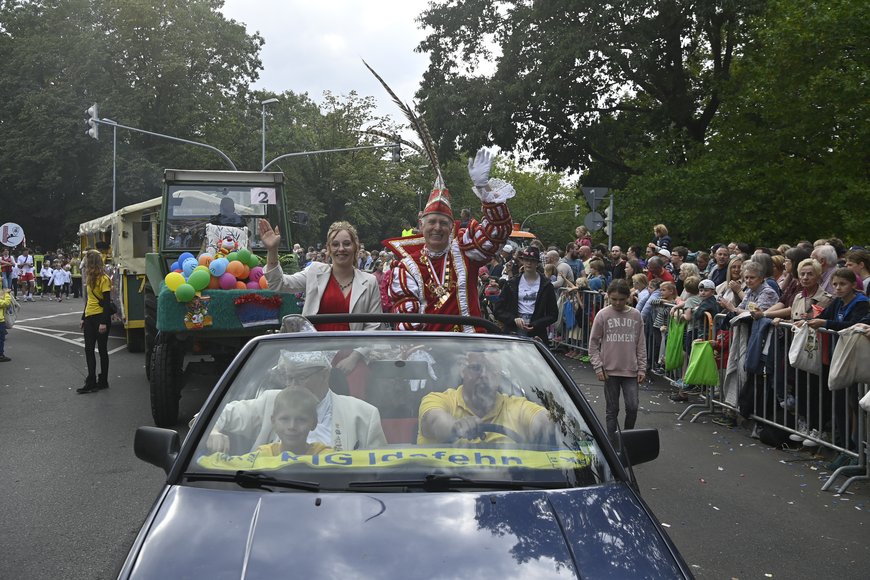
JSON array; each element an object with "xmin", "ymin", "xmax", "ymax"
[{"xmin": 120, "ymin": 314, "xmax": 692, "ymax": 579}]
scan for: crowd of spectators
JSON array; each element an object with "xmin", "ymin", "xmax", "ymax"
[
  {"xmin": 473, "ymin": 225, "xmax": 868, "ymax": 468},
  {"xmin": 0, "ymin": 246, "xmax": 81, "ymax": 301}
]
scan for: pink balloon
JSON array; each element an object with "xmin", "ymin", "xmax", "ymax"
[
  {"xmin": 246, "ymin": 281, "xmax": 260, "ymax": 289},
  {"xmin": 249, "ymin": 266, "xmax": 264, "ymax": 282},
  {"xmin": 219, "ymin": 272, "xmax": 237, "ymax": 290}
]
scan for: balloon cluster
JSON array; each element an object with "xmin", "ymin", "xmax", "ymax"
[{"xmin": 164, "ymin": 249, "xmax": 266, "ymax": 302}]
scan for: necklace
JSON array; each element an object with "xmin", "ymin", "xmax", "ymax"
[
  {"xmin": 421, "ymin": 248, "xmax": 453, "ymax": 308},
  {"xmin": 332, "ymin": 270, "xmax": 354, "ymax": 291}
]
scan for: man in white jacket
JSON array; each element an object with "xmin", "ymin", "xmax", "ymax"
[{"xmin": 207, "ymin": 350, "xmax": 386, "ymax": 453}]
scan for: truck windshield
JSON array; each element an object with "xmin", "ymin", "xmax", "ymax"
[{"xmin": 164, "ymin": 184, "xmax": 288, "ymax": 251}]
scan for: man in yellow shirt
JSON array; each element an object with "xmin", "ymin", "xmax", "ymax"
[{"xmin": 417, "ymin": 352, "xmax": 552, "ymax": 445}]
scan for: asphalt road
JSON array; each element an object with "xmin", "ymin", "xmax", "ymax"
[
  {"xmin": 561, "ymin": 355, "xmax": 870, "ymax": 580},
  {"xmin": 0, "ymin": 298, "xmax": 212, "ymax": 580},
  {"xmin": 0, "ymin": 299, "xmax": 867, "ymax": 579}
]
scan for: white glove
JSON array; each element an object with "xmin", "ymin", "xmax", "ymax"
[{"xmin": 467, "ymin": 148, "xmax": 493, "ymax": 187}]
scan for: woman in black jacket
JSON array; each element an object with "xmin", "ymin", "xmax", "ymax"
[{"xmin": 495, "ymin": 246, "xmax": 558, "ymax": 345}]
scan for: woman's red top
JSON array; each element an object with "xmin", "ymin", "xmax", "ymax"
[{"xmin": 315, "ymin": 275, "xmax": 352, "ymax": 331}]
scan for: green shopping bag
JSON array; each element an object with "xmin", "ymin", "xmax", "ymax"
[
  {"xmin": 684, "ymin": 340, "xmax": 720, "ymax": 386},
  {"xmin": 664, "ymin": 316, "xmax": 687, "ymax": 372}
]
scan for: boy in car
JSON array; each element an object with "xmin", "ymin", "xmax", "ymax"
[{"xmin": 255, "ymin": 387, "xmax": 332, "ymax": 456}]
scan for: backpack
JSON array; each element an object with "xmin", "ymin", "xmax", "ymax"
[{"xmin": 5, "ymin": 294, "xmax": 20, "ymax": 328}]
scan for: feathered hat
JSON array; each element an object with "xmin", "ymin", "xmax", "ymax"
[{"xmin": 363, "ymin": 60, "xmax": 453, "ymax": 220}]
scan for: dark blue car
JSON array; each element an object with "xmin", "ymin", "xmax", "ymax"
[{"xmin": 122, "ymin": 315, "xmax": 692, "ymax": 579}]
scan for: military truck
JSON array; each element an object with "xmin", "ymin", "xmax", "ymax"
[{"xmin": 144, "ymin": 170, "xmax": 300, "ymax": 427}]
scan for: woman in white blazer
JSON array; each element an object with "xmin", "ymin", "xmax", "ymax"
[{"xmin": 260, "ymin": 220, "xmax": 384, "ymax": 334}]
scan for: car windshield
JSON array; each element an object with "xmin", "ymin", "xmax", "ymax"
[
  {"xmin": 164, "ymin": 184, "xmax": 286, "ymax": 251},
  {"xmin": 187, "ymin": 334, "xmax": 611, "ymax": 490}
]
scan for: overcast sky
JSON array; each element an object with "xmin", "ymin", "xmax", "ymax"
[{"xmin": 220, "ymin": 0, "xmax": 433, "ymax": 122}]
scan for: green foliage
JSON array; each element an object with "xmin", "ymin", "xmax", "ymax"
[
  {"xmin": 2, "ymin": 0, "xmax": 864, "ymax": 254},
  {"xmin": 415, "ymin": 0, "xmax": 868, "ymax": 249},
  {"xmin": 416, "ymin": 0, "xmax": 762, "ymax": 173},
  {"xmin": 619, "ymin": 0, "xmax": 870, "ymax": 248},
  {"xmin": 0, "ymin": 0, "xmax": 262, "ymax": 250}
]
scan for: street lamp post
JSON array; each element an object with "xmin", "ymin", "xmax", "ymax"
[
  {"xmin": 260, "ymin": 98, "xmax": 279, "ymax": 171},
  {"xmin": 520, "ymin": 209, "xmax": 573, "ymax": 230},
  {"xmin": 261, "ymin": 142, "xmax": 401, "ymax": 172}
]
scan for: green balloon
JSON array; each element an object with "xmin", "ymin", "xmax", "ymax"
[
  {"xmin": 226, "ymin": 252, "xmax": 238, "ymax": 263},
  {"xmin": 175, "ymin": 283, "xmax": 196, "ymax": 303},
  {"xmin": 237, "ymin": 248, "xmax": 252, "ymax": 263},
  {"xmin": 187, "ymin": 269, "xmax": 211, "ymax": 291},
  {"xmin": 246, "ymin": 253, "xmax": 260, "ymax": 268}
]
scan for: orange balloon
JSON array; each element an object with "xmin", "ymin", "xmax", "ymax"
[
  {"xmin": 258, "ymin": 275, "xmax": 268, "ymax": 289},
  {"xmin": 198, "ymin": 254, "xmax": 214, "ymax": 267},
  {"xmin": 235, "ymin": 280, "xmax": 247, "ymax": 290},
  {"xmin": 207, "ymin": 275, "xmax": 221, "ymax": 289},
  {"xmin": 227, "ymin": 260, "xmax": 244, "ymax": 278},
  {"xmin": 239, "ymin": 264, "xmax": 251, "ymax": 281}
]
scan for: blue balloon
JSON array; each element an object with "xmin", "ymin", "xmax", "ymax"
[
  {"xmin": 170, "ymin": 261, "xmax": 180, "ymax": 271},
  {"xmin": 178, "ymin": 252, "xmax": 195, "ymax": 265},
  {"xmin": 182, "ymin": 257, "xmax": 198, "ymax": 277},
  {"xmin": 209, "ymin": 257, "xmax": 228, "ymax": 277}
]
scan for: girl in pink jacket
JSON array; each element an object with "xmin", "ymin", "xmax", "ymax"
[{"xmin": 589, "ymin": 279, "xmax": 647, "ymax": 442}]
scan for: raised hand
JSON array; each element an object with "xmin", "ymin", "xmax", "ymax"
[
  {"xmin": 467, "ymin": 147, "xmax": 493, "ymax": 187},
  {"xmin": 258, "ymin": 220, "xmax": 281, "ymax": 251}
]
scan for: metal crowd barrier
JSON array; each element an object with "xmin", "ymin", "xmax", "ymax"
[
  {"xmin": 552, "ymin": 289, "xmax": 606, "ymax": 357},
  {"xmin": 552, "ymin": 293, "xmax": 869, "ymax": 493},
  {"xmin": 674, "ymin": 315, "xmax": 868, "ymax": 494}
]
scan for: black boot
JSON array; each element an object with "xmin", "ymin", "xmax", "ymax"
[
  {"xmin": 96, "ymin": 374, "xmax": 109, "ymax": 390},
  {"xmin": 76, "ymin": 376, "xmax": 98, "ymax": 394}
]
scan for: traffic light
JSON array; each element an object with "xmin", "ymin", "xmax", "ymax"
[
  {"xmin": 603, "ymin": 205, "xmax": 612, "ymax": 236},
  {"xmin": 573, "ymin": 204, "xmax": 580, "ymax": 218},
  {"xmin": 391, "ymin": 143, "xmax": 401, "ymax": 163},
  {"xmin": 85, "ymin": 104, "xmax": 99, "ymax": 140}
]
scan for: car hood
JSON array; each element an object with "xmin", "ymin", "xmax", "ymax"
[{"xmin": 125, "ymin": 483, "xmax": 685, "ymax": 579}]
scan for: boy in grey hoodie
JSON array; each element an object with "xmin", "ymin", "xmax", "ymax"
[{"xmin": 589, "ymin": 279, "xmax": 647, "ymax": 442}]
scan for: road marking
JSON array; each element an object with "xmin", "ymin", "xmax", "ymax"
[
  {"xmin": 17, "ymin": 311, "xmax": 82, "ymax": 323},
  {"xmin": 14, "ymin": 324, "xmax": 128, "ymax": 354}
]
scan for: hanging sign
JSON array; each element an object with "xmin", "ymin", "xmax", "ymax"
[{"xmin": 0, "ymin": 223, "xmax": 25, "ymax": 247}]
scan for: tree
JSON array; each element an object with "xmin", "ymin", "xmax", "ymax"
[
  {"xmin": 617, "ymin": 0, "xmax": 870, "ymax": 247},
  {"xmin": 257, "ymin": 90, "xmax": 420, "ymax": 249},
  {"xmin": 0, "ymin": 0, "xmax": 263, "ymax": 249},
  {"xmin": 415, "ymin": 0, "xmax": 762, "ymax": 175}
]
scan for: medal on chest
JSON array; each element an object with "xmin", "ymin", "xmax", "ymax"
[{"xmin": 421, "ymin": 250, "xmax": 454, "ymax": 309}]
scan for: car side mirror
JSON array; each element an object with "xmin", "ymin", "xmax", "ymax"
[
  {"xmin": 619, "ymin": 428, "xmax": 660, "ymax": 467},
  {"xmin": 135, "ymin": 426, "xmax": 180, "ymax": 474}
]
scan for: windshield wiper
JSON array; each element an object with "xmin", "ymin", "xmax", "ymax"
[
  {"xmin": 348, "ymin": 474, "xmax": 561, "ymax": 491},
  {"xmin": 185, "ymin": 470, "xmax": 320, "ymax": 492}
]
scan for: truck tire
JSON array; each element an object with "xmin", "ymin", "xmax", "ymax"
[
  {"xmin": 144, "ymin": 282, "xmax": 157, "ymax": 381},
  {"xmin": 150, "ymin": 340, "xmax": 184, "ymax": 428}
]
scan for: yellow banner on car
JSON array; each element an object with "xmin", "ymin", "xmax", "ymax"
[{"xmin": 198, "ymin": 447, "xmax": 592, "ymax": 471}]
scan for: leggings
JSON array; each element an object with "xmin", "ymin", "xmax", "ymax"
[{"xmin": 83, "ymin": 315, "xmax": 110, "ymax": 380}]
